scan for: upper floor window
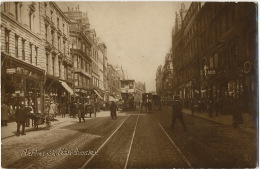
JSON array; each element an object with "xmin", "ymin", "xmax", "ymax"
[
  {"xmin": 22, "ymin": 39, "xmax": 25, "ymax": 60},
  {"xmin": 15, "ymin": 2, "xmax": 19, "ymax": 20},
  {"xmin": 29, "ymin": 43, "xmax": 33, "ymax": 63},
  {"xmin": 5, "ymin": 29, "xmax": 10, "ymax": 54},
  {"xmin": 58, "ymin": 36, "xmax": 60, "ymax": 50},
  {"xmin": 57, "ymin": 17, "xmax": 60, "ymax": 28},
  {"xmin": 51, "ymin": 30, "xmax": 55, "ymax": 45},
  {"xmin": 44, "ymin": 3, "xmax": 47, "ymax": 15},
  {"xmin": 45, "ymin": 25, "xmax": 48, "ymax": 40},
  {"xmin": 52, "ymin": 57, "xmax": 55, "ymax": 75},
  {"xmin": 46, "ymin": 53, "xmax": 49, "ymax": 73},
  {"xmin": 58, "ymin": 60, "xmax": 61, "ymax": 77},
  {"xmin": 35, "ymin": 46, "xmax": 38, "ymax": 66},
  {"xmin": 51, "ymin": 10, "xmax": 53, "ymax": 21},
  {"xmin": 15, "ymin": 34, "xmax": 19, "ymax": 57}
]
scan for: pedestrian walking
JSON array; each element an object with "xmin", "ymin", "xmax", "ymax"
[
  {"xmin": 15, "ymin": 103, "xmax": 30, "ymax": 136},
  {"xmin": 171, "ymin": 95, "xmax": 187, "ymax": 131},
  {"xmin": 110, "ymin": 101, "xmax": 119, "ymax": 119},
  {"xmin": 67, "ymin": 102, "xmax": 71, "ymax": 117},
  {"xmin": 230, "ymin": 95, "xmax": 243, "ymax": 128},
  {"xmin": 61, "ymin": 102, "xmax": 67, "ymax": 117},
  {"xmin": 78, "ymin": 102, "xmax": 85, "ymax": 123},
  {"xmin": 1, "ymin": 101, "xmax": 10, "ymax": 126},
  {"xmin": 49, "ymin": 101, "xmax": 57, "ymax": 117},
  {"xmin": 71, "ymin": 102, "xmax": 77, "ymax": 118}
]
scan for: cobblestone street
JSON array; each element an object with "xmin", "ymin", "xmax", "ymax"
[{"xmin": 2, "ymin": 108, "xmax": 257, "ymax": 168}]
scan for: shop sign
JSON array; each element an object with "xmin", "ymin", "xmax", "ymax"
[
  {"xmin": 207, "ymin": 69, "xmax": 216, "ymax": 75},
  {"xmin": 15, "ymin": 67, "xmax": 42, "ymax": 80},
  {"xmin": 6, "ymin": 68, "xmax": 16, "ymax": 74}
]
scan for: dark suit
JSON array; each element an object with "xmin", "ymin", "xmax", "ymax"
[
  {"xmin": 15, "ymin": 107, "xmax": 28, "ymax": 135},
  {"xmin": 172, "ymin": 100, "xmax": 187, "ymax": 130},
  {"xmin": 110, "ymin": 102, "xmax": 118, "ymax": 119},
  {"xmin": 78, "ymin": 103, "xmax": 85, "ymax": 122}
]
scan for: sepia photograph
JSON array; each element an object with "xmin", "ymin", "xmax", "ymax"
[{"xmin": 1, "ymin": 1, "xmax": 258, "ymax": 168}]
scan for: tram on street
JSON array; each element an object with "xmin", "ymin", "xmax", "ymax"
[{"xmin": 120, "ymin": 80, "xmax": 136, "ymax": 111}]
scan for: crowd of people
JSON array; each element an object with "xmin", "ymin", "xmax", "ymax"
[{"xmin": 1, "ymin": 98, "xmax": 122, "ymax": 137}]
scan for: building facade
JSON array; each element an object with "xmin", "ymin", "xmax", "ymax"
[
  {"xmin": 162, "ymin": 50, "xmax": 173, "ymax": 98},
  {"xmin": 107, "ymin": 64, "xmax": 121, "ymax": 99},
  {"xmin": 1, "ymin": 2, "xmax": 45, "ymax": 113},
  {"xmin": 64, "ymin": 7, "xmax": 92, "ymax": 103},
  {"xmin": 40, "ymin": 2, "xmax": 72, "ymax": 108},
  {"xmin": 172, "ymin": 2, "xmax": 257, "ymax": 115},
  {"xmin": 155, "ymin": 65, "xmax": 163, "ymax": 95}
]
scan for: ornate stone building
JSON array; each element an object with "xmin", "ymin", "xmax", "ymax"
[
  {"xmin": 40, "ymin": 2, "xmax": 71, "ymax": 106},
  {"xmin": 64, "ymin": 7, "xmax": 92, "ymax": 102},
  {"xmin": 172, "ymin": 2, "xmax": 257, "ymax": 115},
  {"xmin": 1, "ymin": 2, "xmax": 45, "ymax": 113}
]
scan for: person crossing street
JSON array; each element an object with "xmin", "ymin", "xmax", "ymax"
[{"xmin": 171, "ymin": 95, "xmax": 187, "ymax": 131}]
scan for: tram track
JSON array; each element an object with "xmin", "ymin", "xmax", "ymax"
[
  {"xmin": 81, "ymin": 115, "xmax": 131, "ymax": 168},
  {"xmin": 5, "ymin": 116, "xmax": 127, "ymax": 168}
]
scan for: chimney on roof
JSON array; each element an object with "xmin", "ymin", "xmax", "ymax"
[
  {"xmin": 78, "ymin": 5, "xmax": 80, "ymax": 11},
  {"xmin": 68, "ymin": 7, "xmax": 70, "ymax": 11}
]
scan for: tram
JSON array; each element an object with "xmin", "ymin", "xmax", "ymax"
[{"xmin": 120, "ymin": 80, "xmax": 136, "ymax": 111}]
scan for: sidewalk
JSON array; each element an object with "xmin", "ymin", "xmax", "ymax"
[
  {"xmin": 182, "ymin": 108, "xmax": 257, "ymax": 134},
  {"xmin": 1, "ymin": 110, "xmax": 113, "ymax": 139}
]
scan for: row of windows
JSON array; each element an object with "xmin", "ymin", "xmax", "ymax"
[
  {"xmin": 3, "ymin": 2, "xmax": 37, "ymax": 32},
  {"xmin": 74, "ymin": 73, "xmax": 91, "ymax": 87},
  {"xmin": 44, "ymin": 2, "xmax": 69, "ymax": 36},
  {"xmin": 92, "ymin": 77, "xmax": 99, "ymax": 88},
  {"xmin": 73, "ymin": 55, "xmax": 91, "ymax": 74},
  {"xmin": 4, "ymin": 28, "xmax": 38, "ymax": 65},
  {"xmin": 45, "ymin": 25, "xmax": 68, "ymax": 55}
]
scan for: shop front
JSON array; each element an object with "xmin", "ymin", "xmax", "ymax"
[{"xmin": 2, "ymin": 55, "xmax": 44, "ymax": 114}]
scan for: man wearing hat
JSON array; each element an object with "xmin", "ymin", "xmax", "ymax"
[{"xmin": 171, "ymin": 95, "xmax": 187, "ymax": 131}]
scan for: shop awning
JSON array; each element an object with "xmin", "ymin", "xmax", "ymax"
[
  {"xmin": 94, "ymin": 90, "xmax": 103, "ymax": 99},
  {"xmin": 59, "ymin": 80, "xmax": 73, "ymax": 95}
]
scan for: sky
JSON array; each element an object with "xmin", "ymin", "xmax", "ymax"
[{"xmin": 57, "ymin": 1, "xmax": 190, "ymax": 92}]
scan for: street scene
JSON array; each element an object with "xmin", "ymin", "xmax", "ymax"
[{"xmin": 1, "ymin": 1, "xmax": 258, "ymax": 168}]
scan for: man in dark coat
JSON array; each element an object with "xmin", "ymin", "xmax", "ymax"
[
  {"xmin": 1, "ymin": 102, "xmax": 10, "ymax": 126},
  {"xmin": 15, "ymin": 103, "xmax": 30, "ymax": 136},
  {"xmin": 110, "ymin": 101, "xmax": 119, "ymax": 119},
  {"xmin": 78, "ymin": 102, "xmax": 85, "ymax": 123},
  {"xmin": 171, "ymin": 96, "xmax": 187, "ymax": 131}
]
